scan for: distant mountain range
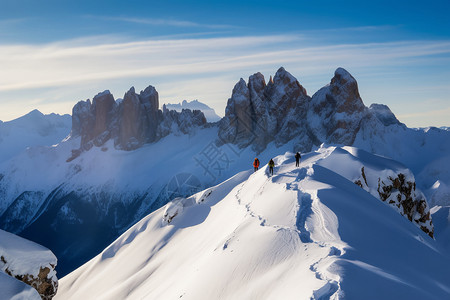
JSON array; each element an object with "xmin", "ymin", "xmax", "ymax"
[
  {"xmin": 0, "ymin": 109, "xmax": 71, "ymax": 164},
  {"xmin": 164, "ymin": 99, "xmax": 221, "ymax": 122}
]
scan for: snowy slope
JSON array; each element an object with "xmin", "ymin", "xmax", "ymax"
[
  {"xmin": 164, "ymin": 99, "xmax": 221, "ymax": 122},
  {"xmin": 0, "ymin": 125, "xmax": 296, "ymax": 276},
  {"xmin": 431, "ymin": 206, "xmax": 450, "ymax": 252},
  {"xmin": 1, "ymin": 121, "xmax": 448, "ymax": 277},
  {"xmin": 0, "ymin": 109, "xmax": 71, "ymax": 164},
  {"xmin": 56, "ymin": 146, "xmax": 450, "ymax": 300},
  {"xmin": 0, "ymin": 272, "xmax": 41, "ymax": 300}
]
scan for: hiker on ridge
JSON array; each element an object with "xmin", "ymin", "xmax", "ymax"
[
  {"xmin": 295, "ymin": 152, "xmax": 301, "ymax": 167},
  {"xmin": 253, "ymin": 158, "xmax": 260, "ymax": 172},
  {"xmin": 268, "ymin": 158, "xmax": 275, "ymax": 176}
]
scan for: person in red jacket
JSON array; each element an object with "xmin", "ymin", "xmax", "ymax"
[{"xmin": 253, "ymin": 158, "xmax": 260, "ymax": 172}]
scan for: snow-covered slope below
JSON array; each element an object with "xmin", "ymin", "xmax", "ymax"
[
  {"xmin": 56, "ymin": 146, "xmax": 450, "ymax": 300},
  {"xmin": 431, "ymin": 206, "xmax": 450, "ymax": 252},
  {"xmin": 0, "ymin": 229, "xmax": 58, "ymax": 299},
  {"xmin": 0, "ymin": 110, "xmax": 71, "ymax": 164},
  {"xmin": 0, "ymin": 272, "xmax": 41, "ymax": 300}
]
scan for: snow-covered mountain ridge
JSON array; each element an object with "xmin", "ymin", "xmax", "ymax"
[
  {"xmin": 56, "ymin": 146, "xmax": 450, "ymax": 300},
  {"xmin": 0, "ymin": 110, "xmax": 71, "ymax": 164},
  {"xmin": 1, "ymin": 66, "xmax": 449, "ymax": 278}
]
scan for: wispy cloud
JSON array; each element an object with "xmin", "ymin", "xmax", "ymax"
[
  {"xmin": 88, "ymin": 15, "xmax": 238, "ymax": 30},
  {"xmin": 1, "ymin": 36, "xmax": 449, "ymax": 92}
]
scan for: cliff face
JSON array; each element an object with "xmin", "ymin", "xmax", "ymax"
[{"xmin": 69, "ymin": 85, "xmax": 206, "ymax": 159}]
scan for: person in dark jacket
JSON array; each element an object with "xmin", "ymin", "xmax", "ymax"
[
  {"xmin": 295, "ymin": 152, "xmax": 301, "ymax": 167},
  {"xmin": 268, "ymin": 158, "xmax": 275, "ymax": 175},
  {"xmin": 253, "ymin": 158, "xmax": 260, "ymax": 172}
]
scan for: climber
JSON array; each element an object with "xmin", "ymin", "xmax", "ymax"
[
  {"xmin": 295, "ymin": 152, "xmax": 301, "ymax": 167},
  {"xmin": 253, "ymin": 158, "xmax": 260, "ymax": 172},
  {"xmin": 268, "ymin": 158, "xmax": 275, "ymax": 175}
]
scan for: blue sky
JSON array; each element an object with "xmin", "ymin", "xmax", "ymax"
[{"xmin": 1, "ymin": 0, "xmax": 449, "ymax": 127}]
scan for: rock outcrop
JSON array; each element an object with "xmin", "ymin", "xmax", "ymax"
[
  {"xmin": 353, "ymin": 166, "xmax": 434, "ymax": 238},
  {"xmin": 308, "ymin": 68, "xmax": 366, "ymax": 145},
  {"xmin": 377, "ymin": 173, "xmax": 433, "ymax": 237},
  {"xmin": 69, "ymin": 85, "xmax": 206, "ymax": 159},
  {"xmin": 0, "ymin": 229, "xmax": 58, "ymax": 300}
]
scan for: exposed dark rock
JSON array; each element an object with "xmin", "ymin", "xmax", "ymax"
[
  {"xmin": 361, "ymin": 167, "xmax": 368, "ymax": 186},
  {"xmin": 354, "ymin": 180, "xmax": 363, "ymax": 188},
  {"xmin": 377, "ymin": 173, "xmax": 434, "ymax": 238},
  {"xmin": 18, "ymin": 266, "xmax": 57, "ymax": 300}
]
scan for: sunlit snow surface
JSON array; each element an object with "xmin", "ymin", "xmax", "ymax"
[{"xmin": 56, "ymin": 147, "xmax": 450, "ymax": 300}]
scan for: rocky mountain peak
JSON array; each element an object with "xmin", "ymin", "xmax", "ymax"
[
  {"xmin": 219, "ymin": 67, "xmax": 312, "ymax": 151},
  {"xmin": 231, "ymin": 78, "xmax": 250, "ymax": 103},
  {"xmin": 369, "ymin": 103, "xmax": 402, "ymax": 126},
  {"xmin": 127, "ymin": 86, "xmax": 136, "ymax": 94},
  {"xmin": 307, "ymin": 67, "xmax": 367, "ymax": 145},
  {"xmin": 91, "ymin": 90, "xmax": 116, "ymax": 139},
  {"xmin": 68, "ymin": 84, "xmax": 206, "ymax": 160},
  {"xmin": 329, "ymin": 67, "xmax": 364, "ymax": 113},
  {"xmin": 139, "ymin": 85, "xmax": 159, "ymax": 112},
  {"xmin": 273, "ymin": 67, "xmax": 300, "ymax": 88},
  {"xmin": 248, "ymin": 72, "xmax": 266, "ymax": 93},
  {"xmin": 220, "ymin": 67, "xmax": 407, "ymax": 153}
]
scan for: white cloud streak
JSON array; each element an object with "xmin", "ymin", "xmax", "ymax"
[
  {"xmin": 1, "ymin": 36, "xmax": 449, "ymax": 92},
  {"xmin": 96, "ymin": 16, "xmax": 238, "ymax": 29}
]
